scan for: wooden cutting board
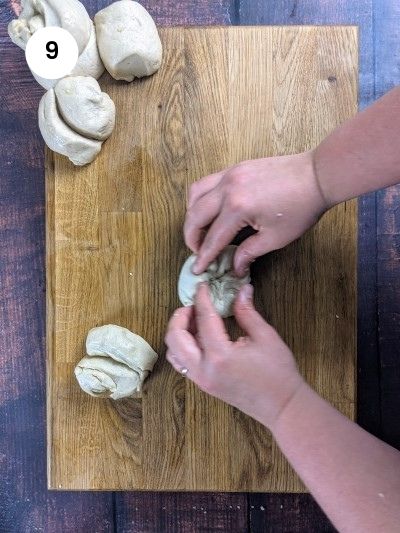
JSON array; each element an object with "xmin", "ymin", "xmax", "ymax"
[{"xmin": 46, "ymin": 26, "xmax": 358, "ymax": 492}]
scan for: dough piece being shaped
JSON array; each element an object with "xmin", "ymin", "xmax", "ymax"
[
  {"xmin": 75, "ymin": 325, "xmax": 158, "ymax": 400},
  {"xmin": 38, "ymin": 88, "xmax": 102, "ymax": 166},
  {"xmin": 32, "ymin": 23, "xmax": 105, "ymax": 90},
  {"xmin": 8, "ymin": 0, "xmax": 91, "ymax": 54},
  {"xmin": 94, "ymin": 0, "xmax": 163, "ymax": 82},
  {"xmin": 178, "ymin": 245, "xmax": 251, "ymax": 318},
  {"xmin": 55, "ymin": 76, "xmax": 115, "ymax": 141}
]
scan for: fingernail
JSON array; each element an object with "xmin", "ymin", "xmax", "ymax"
[
  {"xmin": 197, "ymin": 281, "xmax": 207, "ymax": 292},
  {"xmin": 192, "ymin": 260, "xmax": 201, "ymax": 275},
  {"xmin": 238, "ymin": 284, "xmax": 253, "ymax": 304}
]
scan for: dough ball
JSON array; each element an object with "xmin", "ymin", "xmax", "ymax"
[
  {"xmin": 38, "ymin": 88, "xmax": 102, "ymax": 166},
  {"xmin": 94, "ymin": 0, "xmax": 163, "ymax": 82},
  {"xmin": 8, "ymin": 0, "xmax": 92, "ymax": 54},
  {"xmin": 54, "ymin": 76, "xmax": 115, "ymax": 141},
  {"xmin": 178, "ymin": 245, "xmax": 251, "ymax": 318},
  {"xmin": 75, "ymin": 325, "xmax": 158, "ymax": 400},
  {"xmin": 32, "ymin": 23, "xmax": 105, "ymax": 90}
]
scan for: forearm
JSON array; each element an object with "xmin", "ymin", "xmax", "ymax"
[
  {"xmin": 314, "ymin": 86, "xmax": 400, "ymax": 206},
  {"xmin": 270, "ymin": 383, "xmax": 400, "ymax": 532}
]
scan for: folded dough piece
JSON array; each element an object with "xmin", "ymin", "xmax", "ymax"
[
  {"xmin": 8, "ymin": 0, "xmax": 91, "ymax": 54},
  {"xmin": 38, "ymin": 88, "xmax": 102, "ymax": 166},
  {"xmin": 178, "ymin": 245, "xmax": 251, "ymax": 318},
  {"xmin": 75, "ymin": 357, "xmax": 142, "ymax": 400},
  {"xmin": 54, "ymin": 76, "xmax": 115, "ymax": 141},
  {"xmin": 75, "ymin": 325, "xmax": 158, "ymax": 400},
  {"xmin": 94, "ymin": 0, "xmax": 163, "ymax": 82},
  {"xmin": 32, "ymin": 23, "xmax": 105, "ymax": 90},
  {"xmin": 86, "ymin": 325, "xmax": 158, "ymax": 375}
]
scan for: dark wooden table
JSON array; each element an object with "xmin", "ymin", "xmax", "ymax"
[{"xmin": 1, "ymin": 1, "xmax": 400, "ymax": 531}]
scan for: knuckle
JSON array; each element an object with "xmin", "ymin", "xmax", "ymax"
[
  {"xmin": 239, "ymin": 246, "xmax": 256, "ymax": 261},
  {"xmin": 226, "ymin": 192, "xmax": 246, "ymax": 211},
  {"xmin": 211, "ymin": 356, "xmax": 226, "ymax": 373},
  {"xmin": 227, "ymin": 166, "xmax": 249, "ymax": 187},
  {"xmin": 235, "ymin": 300, "xmax": 252, "ymax": 313},
  {"xmin": 201, "ymin": 235, "xmax": 218, "ymax": 256}
]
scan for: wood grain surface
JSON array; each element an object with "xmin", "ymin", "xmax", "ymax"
[
  {"xmin": 46, "ymin": 26, "xmax": 358, "ymax": 492},
  {"xmin": 4, "ymin": 0, "xmax": 400, "ymax": 530}
]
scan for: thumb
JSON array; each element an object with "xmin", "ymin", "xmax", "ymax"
[
  {"xmin": 234, "ymin": 233, "xmax": 274, "ymax": 276},
  {"xmin": 234, "ymin": 284, "xmax": 270, "ymax": 341}
]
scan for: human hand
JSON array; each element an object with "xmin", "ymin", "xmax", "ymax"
[
  {"xmin": 185, "ymin": 150, "xmax": 328, "ymax": 276},
  {"xmin": 165, "ymin": 283, "xmax": 304, "ymax": 430}
]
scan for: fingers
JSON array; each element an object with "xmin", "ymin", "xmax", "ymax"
[
  {"xmin": 187, "ymin": 170, "xmax": 225, "ymax": 208},
  {"xmin": 166, "ymin": 348, "xmax": 203, "ymax": 383},
  {"xmin": 184, "ymin": 191, "xmax": 221, "ymax": 254},
  {"xmin": 234, "ymin": 232, "xmax": 275, "ymax": 276},
  {"xmin": 195, "ymin": 283, "xmax": 230, "ymax": 351},
  {"xmin": 165, "ymin": 307, "xmax": 202, "ymax": 368},
  {"xmin": 166, "ymin": 305, "xmax": 193, "ymax": 332},
  {"xmin": 234, "ymin": 284, "xmax": 271, "ymax": 342},
  {"xmin": 193, "ymin": 212, "xmax": 244, "ymax": 274}
]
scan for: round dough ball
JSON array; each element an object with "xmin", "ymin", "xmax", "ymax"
[
  {"xmin": 178, "ymin": 245, "xmax": 251, "ymax": 318},
  {"xmin": 94, "ymin": 0, "xmax": 163, "ymax": 82},
  {"xmin": 54, "ymin": 76, "xmax": 115, "ymax": 141}
]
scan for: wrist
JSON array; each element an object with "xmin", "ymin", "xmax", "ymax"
[
  {"xmin": 305, "ymin": 149, "xmax": 333, "ymax": 211},
  {"xmin": 253, "ymin": 370, "xmax": 306, "ymax": 431},
  {"xmin": 267, "ymin": 378, "xmax": 310, "ymax": 435}
]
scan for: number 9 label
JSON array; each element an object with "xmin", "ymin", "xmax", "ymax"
[{"xmin": 25, "ymin": 27, "xmax": 78, "ymax": 80}]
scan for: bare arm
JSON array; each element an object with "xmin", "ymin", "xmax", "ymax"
[
  {"xmin": 185, "ymin": 86, "xmax": 400, "ymax": 275},
  {"xmin": 315, "ymin": 86, "xmax": 400, "ymax": 206},
  {"xmin": 271, "ymin": 383, "xmax": 400, "ymax": 533},
  {"xmin": 166, "ymin": 285, "xmax": 400, "ymax": 532},
  {"xmin": 175, "ymin": 86, "xmax": 400, "ymax": 531}
]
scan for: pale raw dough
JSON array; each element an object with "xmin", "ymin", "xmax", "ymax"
[
  {"xmin": 54, "ymin": 76, "xmax": 115, "ymax": 141},
  {"xmin": 94, "ymin": 0, "xmax": 163, "ymax": 82},
  {"xmin": 8, "ymin": 0, "xmax": 91, "ymax": 54},
  {"xmin": 75, "ymin": 357, "xmax": 142, "ymax": 399},
  {"xmin": 70, "ymin": 23, "xmax": 105, "ymax": 80},
  {"xmin": 38, "ymin": 87, "xmax": 102, "ymax": 166},
  {"xmin": 32, "ymin": 23, "xmax": 105, "ymax": 90},
  {"xmin": 178, "ymin": 245, "xmax": 251, "ymax": 318},
  {"xmin": 75, "ymin": 325, "xmax": 158, "ymax": 400}
]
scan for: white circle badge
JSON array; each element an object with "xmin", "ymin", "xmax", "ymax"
[{"xmin": 25, "ymin": 27, "xmax": 79, "ymax": 80}]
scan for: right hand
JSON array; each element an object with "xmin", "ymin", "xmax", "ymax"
[
  {"xmin": 165, "ymin": 283, "xmax": 305, "ymax": 430},
  {"xmin": 184, "ymin": 150, "xmax": 328, "ymax": 276}
]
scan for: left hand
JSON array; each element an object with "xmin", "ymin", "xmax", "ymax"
[{"xmin": 165, "ymin": 282, "xmax": 304, "ymax": 430}]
